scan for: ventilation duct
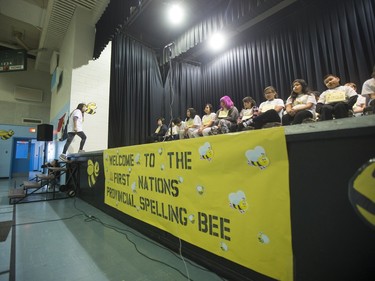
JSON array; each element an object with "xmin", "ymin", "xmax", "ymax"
[{"xmin": 22, "ymin": 118, "xmax": 43, "ymax": 124}]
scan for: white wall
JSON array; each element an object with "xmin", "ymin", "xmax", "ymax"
[
  {"xmin": 50, "ymin": 6, "xmax": 111, "ymax": 155},
  {"xmin": 0, "ymin": 6, "xmax": 111, "ymax": 177},
  {"xmin": 70, "ymin": 42, "xmax": 111, "ymax": 152},
  {"xmin": 0, "ymin": 58, "xmax": 51, "ymax": 125},
  {"xmin": 49, "ymin": 17, "xmax": 75, "ymax": 121}
]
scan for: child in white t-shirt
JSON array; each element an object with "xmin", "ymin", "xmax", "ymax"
[
  {"xmin": 193, "ymin": 104, "xmax": 216, "ymax": 137},
  {"xmin": 60, "ymin": 103, "xmax": 87, "ymax": 161},
  {"xmin": 244, "ymin": 86, "xmax": 284, "ymax": 129},
  {"xmin": 236, "ymin": 96, "xmax": 258, "ymax": 131},
  {"xmin": 184, "ymin": 108, "xmax": 202, "ymax": 138},
  {"xmin": 283, "ymin": 79, "xmax": 316, "ymax": 125},
  {"xmin": 345, "ymin": 83, "xmax": 366, "ymax": 116},
  {"xmin": 316, "ymin": 74, "xmax": 358, "ymax": 120},
  {"xmin": 361, "ymin": 66, "xmax": 375, "ymax": 115}
]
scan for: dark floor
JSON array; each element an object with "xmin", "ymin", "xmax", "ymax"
[{"xmin": 0, "ymin": 177, "xmax": 225, "ymax": 281}]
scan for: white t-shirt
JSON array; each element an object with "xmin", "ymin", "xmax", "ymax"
[
  {"xmin": 352, "ymin": 95, "xmax": 366, "ymax": 116},
  {"xmin": 165, "ymin": 125, "xmax": 178, "ymax": 136},
  {"xmin": 259, "ymin": 99, "xmax": 284, "ymax": 119},
  {"xmin": 319, "ymin": 85, "xmax": 357, "ymax": 104},
  {"xmin": 68, "ymin": 109, "xmax": 84, "ymax": 132},
  {"xmin": 185, "ymin": 115, "xmax": 202, "ymax": 128},
  {"xmin": 286, "ymin": 94, "xmax": 316, "ymax": 114},
  {"xmin": 202, "ymin": 113, "xmax": 216, "ymax": 126},
  {"xmin": 361, "ymin": 78, "xmax": 375, "ymax": 102},
  {"xmin": 239, "ymin": 108, "xmax": 255, "ymax": 121}
]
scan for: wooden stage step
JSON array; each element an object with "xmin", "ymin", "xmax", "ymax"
[
  {"xmin": 23, "ymin": 181, "xmax": 42, "ymax": 189},
  {"xmin": 8, "ymin": 188, "xmax": 26, "ymax": 198}
]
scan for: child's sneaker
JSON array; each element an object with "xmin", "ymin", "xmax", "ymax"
[{"xmin": 59, "ymin": 154, "xmax": 68, "ymax": 162}]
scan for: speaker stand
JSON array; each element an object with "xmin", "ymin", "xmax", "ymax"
[{"xmin": 42, "ymin": 141, "xmax": 48, "ymax": 174}]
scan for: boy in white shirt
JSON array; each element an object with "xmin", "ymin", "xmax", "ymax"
[{"xmin": 316, "ymin": 74, "xmax": 358, "ymax": 120}]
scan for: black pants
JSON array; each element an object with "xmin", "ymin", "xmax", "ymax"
[
  {"xmin": 282, "ymin": 110, "xmax": 313, "ymax": 125},
  {"xmin": 62, "ymin": 132, "xmax": 87, "ymax": 154},
  {"xmin": 320, "ymin": 102, "xmax": 349, "ymax": 120},
  {"xmin": 251, "ymin": 110, "xmax": 281, "ymax": 129}
]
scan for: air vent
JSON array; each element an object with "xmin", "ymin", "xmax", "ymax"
[
  {"xmin": 14, "ymin": 86, "xmax": 43, "ymax": 102},
  {"xmin": 22, "ymin": 118, "xmax": 42, "ymax": 124}
]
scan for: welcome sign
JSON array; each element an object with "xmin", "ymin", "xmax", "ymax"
[{"xmin": 103, "ymin": 127, "xmax": 293, "ymax": 280}]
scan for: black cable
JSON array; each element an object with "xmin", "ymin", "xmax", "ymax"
[
  {"xmin": 72, "ymin": 198, "xmax": 227, "ymax": 281},
  {"xmin": 9, "ymin": 197, "xmax": 225, "ymax": 280},
  {"xmin": 13, "ymin": 213, "xmax": 84, "ymax": 227},
  {"xmin": 82, "ymin": 213, "xmax": 194, "ymax": 281}
]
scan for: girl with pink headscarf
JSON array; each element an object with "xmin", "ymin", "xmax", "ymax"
[{"xmin": 210, "ymin": 95, "xmax": 239, "ymax": 134}]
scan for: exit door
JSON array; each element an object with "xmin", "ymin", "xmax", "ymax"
[{"xmin": 11, "ymin": 138, "xmax": 38, "ymax": 178}]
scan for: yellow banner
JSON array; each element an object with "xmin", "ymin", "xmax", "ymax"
[{"xmin": 104, "ymin": 127, "xmax": 293, "ymax": 280}]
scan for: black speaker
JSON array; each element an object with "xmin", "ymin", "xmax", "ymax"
[{"xmin": 37, "ymin": 124, "xmax": 53, "ymax": 141}]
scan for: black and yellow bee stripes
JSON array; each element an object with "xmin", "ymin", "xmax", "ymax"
[
  {"xmin": 0, "ymin": 129, "xmax": 15, "ymax": 140},
  {"xmin": 85, "ymin": 102, "xmax": 97, "ymax": 115},
  {"xmin": 348, "ymin": 158, "xmax": 375, "ymax": 230},
  {"xmin": 87, "ymin": 159, "xmax": 100, "ymax": 187}
]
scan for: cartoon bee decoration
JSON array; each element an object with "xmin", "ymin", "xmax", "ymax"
[
  {"xmin": 85, "ymin": 102, "xmax": 97, "ymax": 115},
  {"xmin": 196, "ymin": 185, "xmax": 204, "ymax": 195},
  {"xmin": 199, "ymin": 142, "xmax": 214, "ymax": 161},
  {"xmin": 188, "ymin": 214, "xmax": 195, "ymax": 223},
  {"xmin": 87, "ymin": 159, "xmax": 100, "ymax": 187},
  {"xmin": 131, "ymin": 182, "xmax": 137, "ymax": 193},
  {"xmin": 245, "ymin": 146, "xmax": 270, "ymax": 170},
  {"xmin": 257, "ymin": 232, "xmax": 270, "ymax": 244},
  {"xmin": 228, "ymin": 190, "xmax": 249, "ymax": 214},
  {"xmin": 134, "ymin": 153, "xmax": 141, "ymax": 165},
  {"xmin": 0, "ymin": 129, "xmax": 15, "ymax": 140},
  {"xmin": 220, "ymin": 242, "xmax": 229, "ymax": 252}
]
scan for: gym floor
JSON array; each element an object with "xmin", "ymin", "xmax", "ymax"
[{"xmin": 0, "ymin": 177, "xmax": 225, "ymax": 281}]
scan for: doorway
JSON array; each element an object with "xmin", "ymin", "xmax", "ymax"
[{"xmin": 11, "ymin": 138, "xmax": 43, "ymax": 178}]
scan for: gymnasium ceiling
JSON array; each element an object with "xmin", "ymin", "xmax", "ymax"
[
  {"xmin": 0, "ymin": 0, "xmax": 313, "ymax": 72},
  {"xmin": 0, "ymin": 0, "xmax": 109, "ymax": 72}
]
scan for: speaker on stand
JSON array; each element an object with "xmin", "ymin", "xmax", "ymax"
[{"xmin": 37, "ymin": 124, "xmax": 53, "ymax": 173}]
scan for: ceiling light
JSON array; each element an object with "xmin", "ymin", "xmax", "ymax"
[
  {"xmin": 208, "ymin": 32, "xmax": 226, "ymax": 51},
  {"xmin": 168, "ymin": 3, "xmax": 184, "ymax": 25}
]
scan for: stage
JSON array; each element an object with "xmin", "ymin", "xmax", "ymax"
[{"xmin": 69, "ymin": 115, "xmax": 375, "ymax": 281}]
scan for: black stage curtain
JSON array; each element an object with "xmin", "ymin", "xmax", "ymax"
[
  {"xmin": 108, "ymin": 34, "xmax": 164, "ymax": 147},
  {"xmin": 202, "ymin": 0, "xmax": 375, "ymax": 107},
  {"xmin": 108, "ymin": 0, "xmax": 374, "ymax": 147},
  {"xmin": 93, "ymin": 0, "xmax": 138, "ymax": 59},
  {"xmin": 164, "ymin": 61, "xmax": 203, "ymax": 120}
]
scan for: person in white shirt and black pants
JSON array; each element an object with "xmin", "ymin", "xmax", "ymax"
[{"xmin": 60, "ymin": 103, "xmax": 87, "ymax": 161}]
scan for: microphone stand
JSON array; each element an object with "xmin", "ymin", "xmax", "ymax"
[
  {"xmin": 168, "ymin": 45, "xmax": 173, "ymax": 139},
  {"xmin": 165, "ymin": 43, "xmax": 174, "ymax": 140}
]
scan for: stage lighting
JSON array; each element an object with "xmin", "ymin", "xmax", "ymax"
[
  {"xmin": 168, "ymin": 3, "xmax": 184, "ymax": 25},
  {"xmin": 209, "ymin": 32, "xmax": 226, "ymax": 51}
]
